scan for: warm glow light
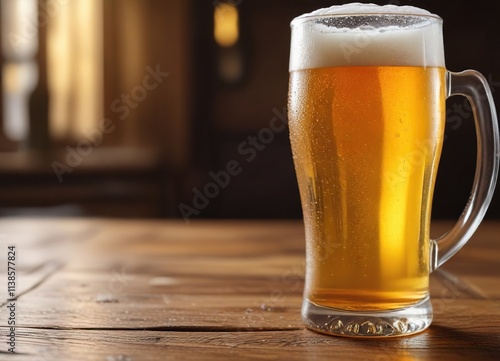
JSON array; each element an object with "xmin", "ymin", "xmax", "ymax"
[
  {"xmin": 1, "ymin": 0, "xmax": 38, "ymax": 58},
  {"xmin": 47, "ymin": 0, "xmax": 103, "ymax": 140},
  {"xmin": 1, "ymin": 0, "xmax": 38, "ymax": 141},
  {"xmin": 214, "ymin": 3, "xmax": 239, "ymax": 47}
]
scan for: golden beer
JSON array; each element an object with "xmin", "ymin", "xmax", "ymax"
[{"xmin": 289, "ymin": 65, "xmax": 446, "ymax": 311}]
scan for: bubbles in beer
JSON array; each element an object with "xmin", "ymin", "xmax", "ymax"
[{"xmin": 296, "ymin": 3, "xmax": 434, "ymax": 18}]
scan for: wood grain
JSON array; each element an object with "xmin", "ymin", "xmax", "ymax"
[{"xmin": 0, "ymin": 219, "xmax": 499, "ymax": 360}]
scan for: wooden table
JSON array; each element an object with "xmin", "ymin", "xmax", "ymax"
[{"xmin": 0, "ymin": 219, "xmax": 499, "ymax": 360}]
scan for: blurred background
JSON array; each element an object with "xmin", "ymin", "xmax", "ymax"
[{"xmin": 0, "ymin": 0, "xmax": 499, "ymax": 220}]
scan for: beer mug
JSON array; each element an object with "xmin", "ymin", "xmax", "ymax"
[{"xmin": 288, "ymin": 4, "xmax": 499, "ymax": 337}]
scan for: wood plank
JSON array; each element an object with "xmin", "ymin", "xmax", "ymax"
[
  {"xmin": 2, "ymin": 265, "xmax": 497, "ymax": 330},
  {"xmin": 5, "ymin": 320, "xmax": 500, "ymax": 361},
  {"xmin": 0, "ymin": 218, "xmax": 499, "ymax": 360}
]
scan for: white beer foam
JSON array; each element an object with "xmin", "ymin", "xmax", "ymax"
[
  {"xmin": 296, "ymin": 3, "xmax": 434, "ymax": 18},
  {"xmin": 290, "ymin": 3, "xmax": 445, "ymax": 71}
]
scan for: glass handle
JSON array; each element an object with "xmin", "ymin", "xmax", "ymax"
[{"xmin": 431, "ymin": 70, "xmax": 500, "ymax": 272}]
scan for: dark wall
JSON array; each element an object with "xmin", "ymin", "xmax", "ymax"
[{"xmin": 183, "ymin": 0, "xmax": 500, "ymax": 220}]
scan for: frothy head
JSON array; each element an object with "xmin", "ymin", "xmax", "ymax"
[{"xmin": 289, "ymin": 3, "xmax": 444, "ymax": 71}]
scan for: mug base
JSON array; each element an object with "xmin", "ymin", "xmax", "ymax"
[{"xmin": 302, "ymin": 296, "xmax": 432, "ymax": 337}]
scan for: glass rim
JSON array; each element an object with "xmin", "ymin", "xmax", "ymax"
[{"xmin": 290, "ymin": 12, "xmax": 443, "ymax": 28}]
